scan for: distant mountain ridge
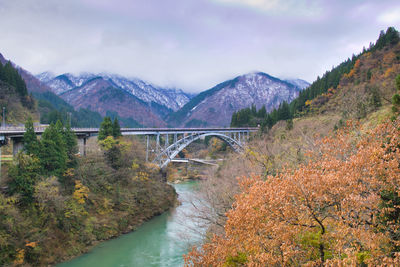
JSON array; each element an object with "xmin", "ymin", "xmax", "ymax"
[
  {"xmin": 284, "ymin": 78, "xmax": 310, "ymax": 89},
  {"xmin": 37, "ymin": 72, "xmax": 194, "ymax": 112},
  {"xmin": 167, "ymin": 72, "xmax": 307, "ymax": 127}
]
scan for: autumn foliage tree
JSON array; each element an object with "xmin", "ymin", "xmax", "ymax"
[{"xmin": 185, "ymin": 119, "xmax": 400, "ymax": 266}]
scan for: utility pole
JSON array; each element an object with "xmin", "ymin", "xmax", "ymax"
[
  {"xmin": 0, "ymin": 143, "xmax": 2, "ymax": 182},
  {"xmin": 2, "ymin": 107, "xmax": 5, "ymax": 129}
]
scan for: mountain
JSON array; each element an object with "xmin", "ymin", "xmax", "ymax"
[
  {"xmin": 231, "ymin": 27, "xmax": 400, "ymax": 132},
  {"xmin": 37, "ymin": 72, "xmax": 194, "ymax": 114},
  {"xmin": 58, "ymin": 76, "xmax": 166, "ymax": 127},
  {"xmin": 0, "ymin": 53, "xmax": 112, "ymax": 127},
  {"xmin": 284, "ymin": 78, "xmax": 310, "ymax": 89},
  {"xmin": 167, "ymin": 72, "xmax": 303, "ymax": 127}
]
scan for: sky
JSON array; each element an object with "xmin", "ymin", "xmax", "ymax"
[{"xmin": 0, "ymin": 0, "xmax": 400, "ymax": 92}]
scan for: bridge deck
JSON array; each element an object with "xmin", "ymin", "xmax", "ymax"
[{"xmin": 0, "ymin": 127, "xmax": 259, "ymax": 137}]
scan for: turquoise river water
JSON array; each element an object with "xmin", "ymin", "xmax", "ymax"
[{"xmin": 58, "ymin": 181, "xmax": 202, "ymax": 267}]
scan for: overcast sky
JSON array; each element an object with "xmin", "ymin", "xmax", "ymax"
[{"xmin": 0, "ymin": 0, "xmax": 399, "ymax": 92}]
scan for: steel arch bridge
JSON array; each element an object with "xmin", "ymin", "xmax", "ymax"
[{"xmin": 152, "ymin": 132, "xmax": 245, "ymax": 169}]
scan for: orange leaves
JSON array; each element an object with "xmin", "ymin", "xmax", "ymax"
[
  {"xmin": 185, "ymin": 118, "xmax": 400, "ymax": 266},
  {"xmin": 25, "ymin": 241, "xmax": 37, "ymax": 248},
  {"xmin": 384, "ymin": 66, "xmax": 394, "ymax": 78}
]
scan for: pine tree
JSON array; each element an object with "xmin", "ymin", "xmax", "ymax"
[
  {"xmin": 8, "ymin": 153, "xmax": 41, "ymax": 205},
  {"xmin": 23, "ymin": 117, "xmax": 40, "ymax": 157},
  {"xmin": 63, "ymin": 121, "xmax": 78, "ymax": 167},
  {"xmin": 257, "ymin": 105, "xmax": 267, "ymax": 118},
  {"xmin": 98, "ymin": 117, "xmax": 113, "ymax": 141},
  {"xmin": 39, "ymin": 123, "xmax": 68, "ymax": 176},
  {"xmin": 277, "ymin": 101, "xmax": 291, "ymax": 121},
  {"xmin": 392, "ymin": 74, "xmax": 400, "ymax": 113},
  {"xmin": 112, "ymin": 118, "xmax": 122, "ymax": 138}
]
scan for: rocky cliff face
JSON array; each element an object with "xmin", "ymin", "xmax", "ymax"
[{"xmin": 168, "ymin": 72, "xmax": 305, "ymax": 127}]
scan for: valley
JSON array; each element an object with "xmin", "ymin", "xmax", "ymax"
[{"xmin": 0, "ymin": 2, "xmax": 399, "ymax": 264}]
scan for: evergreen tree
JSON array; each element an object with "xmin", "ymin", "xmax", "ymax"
[
  {"xmin": 23, "ymin": 117, "xmax": 40, "ymax": 157},
  {"xmin": 112, "ymin": 118, "xmax": 122, "ymax": 138},
  {"xmin": 392, "ymin": 74, "xmax": 400, "ymax": 113},
  {"xmin": 98, "ymin": 117, "xmax": 113, "ymax": 141},
  {"xmin": 368, "ymin": 87, "xmax": 382, "ymax": 110},
  {"xmin": 251, "ymin": 104, "xmax": 257, "ymax": 116},
  {"xmin": 277, "ymin": 101, "xmax": 291, "ymax": 121},
  {"xmin": 257, "ymin": 105, "xmax": 267, "ymax": 118},
  {"xmin": 63, "ymin": 121, "xmax": 78, "ymax": 167},
  {"xmin": 39, "ymin": 123, "xmax": 68, "ymax": 176},
  {"xmin": 231, "ymin": 112, "xmax": 237, "ymax": 127},
  {"xmin": 8, "ymin": 153, "xmax": 41, "ymax": 205}
]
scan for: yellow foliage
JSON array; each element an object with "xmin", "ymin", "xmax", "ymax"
[
  {"xmin": 305, "ymin": 100, "xmax": 313, "ymax": 106},
  {"xmin": 131, "ymin": 160, "xmax": 139, "ymax": 170},
  {"xmin": 133, "ymin": 171, "xmax": 149, "ymax": 181},
  {"xmin": 14, "ymin": 249, "xmax": 24, "ymax": 265},
  {"xmin": 98, "ymin": 136, "xmax": 118, "ymax": 150},
  {"xmin": 63, "ymin": 168, "xmax": 75, "ymax": 178},
  {"xmin": 98, "ymin": 198, "xmax": 113, "ymax": 215},
  {"xmin": 73, "ymin": 180, "xmax": 89, "ymax": 205}
]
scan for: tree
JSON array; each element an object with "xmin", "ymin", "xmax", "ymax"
[
  {"xmin": 185, "ymin": 119, "xmax": 400, "ymax": 266},
  {"xmin": 39, "ymin": 123, "xmax": 67, "ymax": 176},
  {"xmin": 8, "ymin": 153, "xmax": 41, "ymax": 205},
  {"xmin": 257, "ymin": 105, "xmax": 267, "ymax": 118},
  {"xmin": 98, "ymin": 117, "xmax": 113, "ymax": 141},
  {"xmin": 277, "ymin": 101, "xmax": 291, "ymax": 121},
  {"xmin": 112, "ymin": 118, "xmax": 122, "ymax": 138},
  {"xmin": 23, "ymin": 117, "xmax": 40, "ymax": 157},
  {"xmin": 63, "ymin": 121, "xmax": 78, "ymax": 167},
  {"xmin": 99, "ymin": 136, "xmax": 122, "ymax": 169},
  {"xmin": 392, "ymin": 74, "xmax": 400, "ymax": 113}
]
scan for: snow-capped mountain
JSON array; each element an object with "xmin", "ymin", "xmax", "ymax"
[
  {"xmin": 168, "ymin": 72, "xmax": 304, "ymax": 127},
  {"xmin": 284, "ymin": 78, "xmax": 310, "ymax": 90},
  {"xmin": 58, "ymin": 76, "xmax": 166, "ymax": 127},
  {"xmin": 37, "ymin": 72, "xmax": 193, "ymax": 112}
]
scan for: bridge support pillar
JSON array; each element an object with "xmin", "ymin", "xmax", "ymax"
[
  {"xmin": 77, "ymin": 135, "xmax": 88, "ymax": 156},
  {"xmin": 156, "ymin": 133, "xmax": 160, "ymax": 154},
  {"xmin": 146, "ymin": 135, "xmax": 149, "ymax": 162},
  {"xmin": 12, "ymin": 137, "xmax": 24, "ymax": 156}
]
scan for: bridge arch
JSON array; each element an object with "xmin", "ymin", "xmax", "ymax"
[{"xmin": 153, "ymin": 132, "xmax": 243, "ymax": 169}]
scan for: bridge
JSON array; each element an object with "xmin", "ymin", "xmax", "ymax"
[{"xmin": 0, "ymin": 127, "xmax": 258, "ymax": 168}]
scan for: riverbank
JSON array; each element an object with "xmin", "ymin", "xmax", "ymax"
[
  {"xmin": 58, "ymin": 182, "xmax": 201, "ymax": 267},
  {"xmin": 0, "ymin": 137, "xmax": 177, "ymax": 266}
]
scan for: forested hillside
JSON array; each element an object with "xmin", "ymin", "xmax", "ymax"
[
  {"xmin": 231, "ymin": 27, "xmax": 400, "ymax": 130},
  {"xmin": 186, "ymin": 27, "xmax": 400, "ymax": 266},
  {"xmin": 0, "ymin": 60, "xmax": 37, "ymax": 125},
  {"xmin": 0, "ymin": 118, "xmax": 176, "ymax": 265}
]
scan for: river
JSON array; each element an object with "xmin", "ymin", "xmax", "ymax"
[{"xmin": 58, "ymin": 181, "xmax": 203, "ymax": 267}]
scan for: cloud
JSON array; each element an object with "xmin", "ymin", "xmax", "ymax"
[
  {"xmin": 211, "ymin": 0, "xmax": 322, "ymax": 17},
  {"xmin": 378, "ymin": 7, "xmax": 400, "ymax": 25},
  {"xmin": 0, "ymin": 0, "xmax": 399, "ymax": 92}
]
